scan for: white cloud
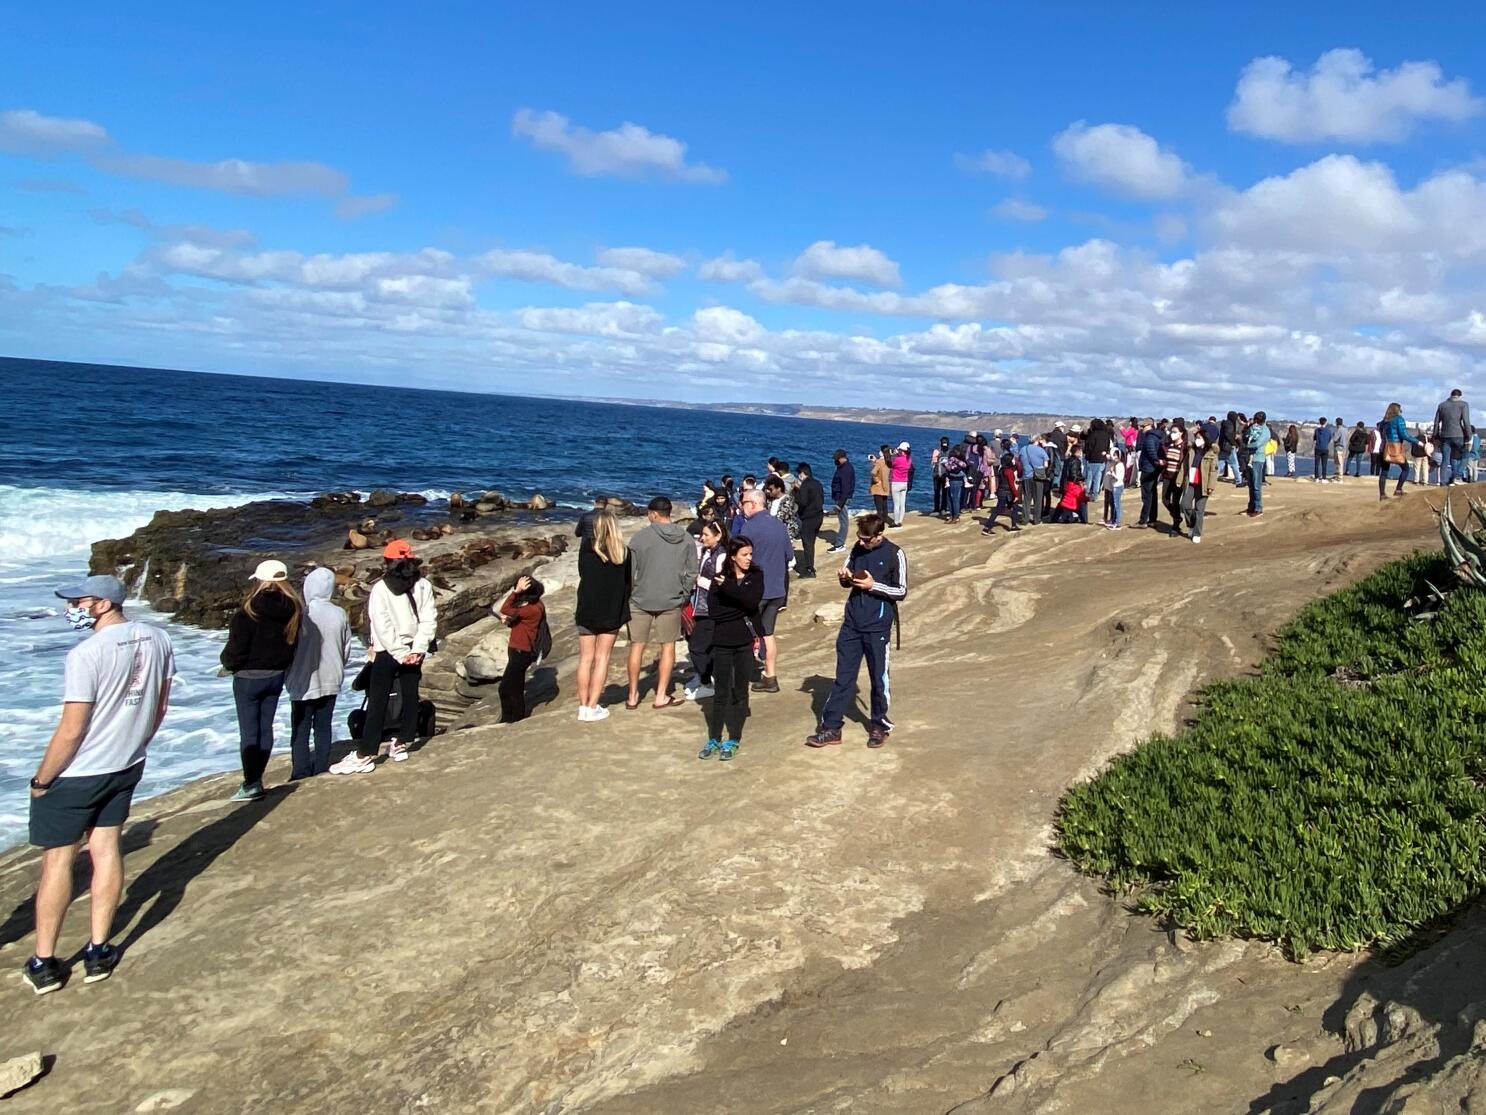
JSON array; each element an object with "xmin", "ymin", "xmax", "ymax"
[
  {"xmin": 1053, "ymin": 122, "xmax": 1190, "ymax": 200},
  {"xmin": 0, "ymin": 106, "xmax": 394, "ymax": 216},
  {"xmin": 1209, "ymin": 155, "xmax": 1486, "ymax": 258},
  {"xmin": 511, "ymin": 108, "xmax": 726, "ymax": 184},
  {"xmin": 595, "ymin": 246, "xmax": 686, "ymax": 278},
  {"xmin": 792, "ymin": 240, "xmax": 902, "ymax": 288},
  {"xmin": 477, "ymin": 249, "xmax": 656, "ymax": 296},
  {"xmin": 335, "ymin": 193, "xmax": 399, "ymax": 220},
  {"xmin": 991, "ymin": 198, "xmax": 1048, "ymax": 222},
  {"xmin": 691, "ymin": 306, "xmax": 763, "ymax": 344},
  {"xmin": 517, "ymin": 301, "xmax": 664, "ymax": 337},
  {"xmin": 1228, "ymin": 48, "xmax": 1484, "ymax": 143},
  {"xmin": 954, "ymin": 148, "xmax": 1030, "ymax": 179},
  {"xmin": 0, "ymin": 109, "xmax": 110, "ymax": 156},
  {"xmin": 94, "ymin": 152, "xmax": 349, "ymax": 197},
  {"xmin": 697, "ymin": 253, "xmax": 765, "ymax": 283}
]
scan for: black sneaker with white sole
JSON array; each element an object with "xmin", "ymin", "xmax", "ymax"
[
  {"xmin": 23, "ymin": 955, "xmax": 64, "ymax": 995},
  {"xmin": 82, "ymin": 941, "xmax": 119, "ymax": 984}
]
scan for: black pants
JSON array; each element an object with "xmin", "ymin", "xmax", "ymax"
[
  {"xmin": 873, "ymin": 493, "xmax": 888, "ymax": 519},
  {"xmin": 706, "ymin": 643, "xmax": 753, "ymax": 742},
  {"xmin": 688, "ymin": 616, "xmax": 715, "ymax": 684},
  {"xmin": 932, "ymin": 477, "xmax": 946, "ymax": 515},
  {"xmin": 1138, "ymin": 472, "xmax": 1159, "ymax": 524},
  {"xmin": 359, "ymin": 651, "xmax": 422, "ymax": 757},
  {"xmin": 290, "ymin": 695, "xmax": 336, "ymax": 778},
  {"xmin": 499, "ymin": 648, "xmax": 536, "ymax": 723},
  {"xmin": 798, "ymin": 518, "xmax": 822, "ymax": 574},
  {"xmin": 1162, "ymin": 478, "xmax": 1183, "ymax": 527},
  {"xmin": 233, "ymin": 672, "xmax": 284, "ymax": 785}
]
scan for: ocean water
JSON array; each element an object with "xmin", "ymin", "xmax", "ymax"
[{"xmin": 0, "ymin": 357, "xmax": 966, "ymax": 847}]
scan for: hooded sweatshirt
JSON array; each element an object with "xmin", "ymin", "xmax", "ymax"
[
  {"xmin": 286, "ymin": 567, "xmax": 352, "ymax": 701},
  {"xmin": 628, "ymin": 520, "xmax": 699, "ymax": 612}
]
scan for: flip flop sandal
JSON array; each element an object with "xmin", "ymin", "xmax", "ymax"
[
  {"xmin": 652, "ymin": 696, "xmax": 686, "ymax": 709},
  {"xmin": 625, "ymin": 699, "xmax": 641, "ymax": 711}
]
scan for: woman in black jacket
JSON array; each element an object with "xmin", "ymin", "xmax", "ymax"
[
  {"xmin": 220, "ymin": 559, "xmax": 303, "ymax": 802},
  {"xmin": 698, "ymin": 537, "xmax": 764, "ymax": 762},
  {"xmin": 574, "ymin": 510, "xmax": 630, "ymax": 723}
]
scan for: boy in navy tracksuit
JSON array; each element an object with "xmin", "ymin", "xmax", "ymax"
[{"xmin": 806, "ymin": 513, "xmax": 907, "ymax": 749}]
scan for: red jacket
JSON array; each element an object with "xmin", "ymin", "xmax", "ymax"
[{"xmin": 500, "ymin": 595, "xmax": 545, "ymax": 654}]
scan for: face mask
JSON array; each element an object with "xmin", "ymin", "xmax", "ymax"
[{"xmin": 65, "ymin": 603, "xmax": 97, "ymax": 631}]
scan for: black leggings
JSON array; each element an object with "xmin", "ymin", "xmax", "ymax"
[
  {"xmin": 1379, "ymin": 461, "xmax": 1409, "ymax": 496},
  {"xmin": 233, "ymin": 672, "xmax": 284, "ymax": 785},
  {"xmin": 707, "ymin": 643, "xmax": 753, "ymax": 742},
  {"xmin": 359, "ymin": 652, "xmax": 422, "ymax": 757},
  {"xmin": 499, "ymin": 648, "xmax": 536, "ymax": 723},
  {"xmin": 873, "ymin": 493, "xmax": 888, "ymax": 519}
]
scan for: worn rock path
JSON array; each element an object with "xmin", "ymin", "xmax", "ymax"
[{"xmin": 0, "ymin": 481, "xmax": 1441, "ymax": 1113}]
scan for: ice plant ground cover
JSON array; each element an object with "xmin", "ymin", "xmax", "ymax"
[{"xmin": 1058, "ymin": 549, "xmax": 1486, "ymax": 956}]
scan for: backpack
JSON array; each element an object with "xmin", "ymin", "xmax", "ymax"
[{"xmin": 533, "ymin": 613, "xmax": 553, "ymax": 665}]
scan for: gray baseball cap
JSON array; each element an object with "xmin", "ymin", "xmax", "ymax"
[{"xmin": 54, "ymin": 574, "xmax": 127, "ymax": 605}]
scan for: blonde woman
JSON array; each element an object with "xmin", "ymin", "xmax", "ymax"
[
  {"xmin": 220, "ymin": 559, "xmax": 303, "ymax": 802},
  {"xmin": 575, "ymin": 509, "xmax": 631, "ymax": 721}
]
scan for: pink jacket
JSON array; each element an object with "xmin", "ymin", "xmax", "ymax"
[{"xmin": 889, "ymin": 453, "xmax": 912, "ymax": 483}]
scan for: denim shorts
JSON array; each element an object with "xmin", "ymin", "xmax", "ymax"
[{"xmin": 29, "ymin": 763, "xmax": 144, "ymax": 848}]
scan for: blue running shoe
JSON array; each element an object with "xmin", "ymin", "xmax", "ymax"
[
  {"xmin": 718, "ymin": 741, "xmax": 739, "ymax": 762},
  {"xmin": 698, "ymin": 739, "xmax": 721, "ymax": 760}
]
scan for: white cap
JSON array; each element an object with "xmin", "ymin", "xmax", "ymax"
[
  {"xmin": 1054, "ymin": 420, "xmax": 1066, "ymax": 429},
  {"xmin": 252, "ymin": 559, "xmax": 289, "ymax": 582},
  {"xmin": 993, "ymin": 428, "xmax": 1003, "ymax": 437},
  {"xmin": 1071, "ymin": 424, "xmax": 1083, "ymax": 433},
  {"xmin": 897, "ymin": 440, "xmax": 911, "ymax": 450}
]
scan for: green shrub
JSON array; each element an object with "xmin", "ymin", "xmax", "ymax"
[{"xmin": 1057, "ymin": 550, "xmax": 1486, "ymax": 955}]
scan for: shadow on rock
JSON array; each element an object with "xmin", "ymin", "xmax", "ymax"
[
  {"xmin": 1246, "ymin": 904, "xmax": 1486, "ymax": 1114},
  {"xmin": 0, "ymin": 819, "xmax": 161, "ymax": 952},
  {"xmin": 113, "ymin": 784, "xmax": 295, "ymax": 958},
  {"xmin": 796, "ymin": 673, "xmax": 869, "ymax": 729}
]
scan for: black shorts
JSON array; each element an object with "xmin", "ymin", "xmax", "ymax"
[
  {"xmin": 757, "ymin": 597, "xmax": 785, "ymax": 637},
  {"xmin": 29, "ymin": 763, "xmax": 144, "ymax": 849}
]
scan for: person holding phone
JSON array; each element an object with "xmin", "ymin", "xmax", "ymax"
[{"xmin": 805, "ymin": 513, "xmax": 907, "ymax": 751}]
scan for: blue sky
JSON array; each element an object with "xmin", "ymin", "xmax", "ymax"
[{"xmin": 2, "ymin": 2, "xmax": 1485, "ymax": 416}]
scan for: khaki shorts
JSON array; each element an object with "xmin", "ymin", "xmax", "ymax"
[{"xmin": 628, "ymin": 607, "xmax": 682, "ymax": 645}]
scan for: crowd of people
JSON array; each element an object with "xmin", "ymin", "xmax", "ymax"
[{"xmin": 19, "ymin": 389, "xmax": 1474, "ymax": 994}]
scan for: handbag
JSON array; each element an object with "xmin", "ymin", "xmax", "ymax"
[
  {"xmin": 1383, "ymin": 440, "xmax": 1407, "ymax": 465},
  {"xmin": 680, "ymin": 601, "xmax": 696, "ymax": 637}
]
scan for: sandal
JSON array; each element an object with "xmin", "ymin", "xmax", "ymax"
[
  {"xmin": 624, "ymin": 698, "xmax": 641, "ymax": 711},
  {"xmin": 652, "ymin": 696, "xmax": 685, "ymax": 709}
]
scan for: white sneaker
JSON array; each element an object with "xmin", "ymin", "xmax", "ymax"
[
  {"xmin": 687, "ymin": 684, "xmax": 715, "ymax": 700},
  {"xmin": 578, "ymin": 706, "xmax": 593, "ymax": 722},
  {"xmin": 387, "ymin": 740, "xmax": 409, "ymax": 763},
  {"xmin": 329, "ymin": 754, "xmax": 375, "ymax": 775},
  {"xmin": 589, "ymin": 705, "xmax": 610, "ymax": 721},
  {"xmin": 1191, "ymin": 535, "xmax": 1201, "ymax": 544}
]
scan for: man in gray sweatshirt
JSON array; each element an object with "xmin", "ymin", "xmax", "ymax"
[
  {"xmin": 625, "ymin": 496, "xmax": 699, "ymax": 709},
  {"xmin": 1433, "ymin": 389, "xmax": 1471, "ymax": 486}
]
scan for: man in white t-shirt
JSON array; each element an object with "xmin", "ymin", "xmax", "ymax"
[{"xmin": 23, "ymin": 574, "xmax": 173, "ymax": 995}]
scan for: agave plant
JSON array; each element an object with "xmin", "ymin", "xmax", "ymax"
[{"xmin": 1436, "ymin": 497, "xmax": 1486, "ymax": 590}]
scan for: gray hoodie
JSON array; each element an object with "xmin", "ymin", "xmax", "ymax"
[
  {"xmin": 628, "ymin": 520, "xmax": 699, "ymax": 613},
  {"xmin": 286, "ymin": 567, "xmax": 353, "ymax": 701}
]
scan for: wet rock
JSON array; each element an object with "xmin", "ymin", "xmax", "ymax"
[
  {"xmin": 367, "ymin": 490, "xmax": 398, "ymax": 508},
  {"xmin": 0, "ymin": 1051, "xmax": 42, "ymax": 1097},
  {"xmin": 153, "ymin": 596, "xmax": 180, "ymax": 613}
]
